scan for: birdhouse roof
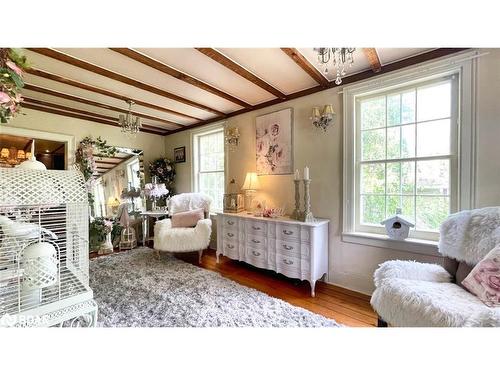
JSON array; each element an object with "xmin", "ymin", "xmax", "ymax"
[{"xmin": 380, "ymin": 214, "xmax": 415, "ymax": 227}]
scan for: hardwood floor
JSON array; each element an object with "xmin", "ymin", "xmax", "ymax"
[
  {"xmin": 91, "ymin": 247, "xmax": 377, "ymax": 327},
  {"xmin": 176, "ymin": 249, "xmax": 377, "ymax": 327}
]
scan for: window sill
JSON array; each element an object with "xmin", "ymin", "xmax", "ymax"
[{"xmin": 341, "ymin": 232, "xmax": 441, "ymax": 257}]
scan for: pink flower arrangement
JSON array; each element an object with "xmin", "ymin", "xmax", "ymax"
[
  {"xmin": 143, "ymin": 183, "xmax": 169, "ymax": 199},
  {"xmin": 1, "ymin": 48, "xmax": 29, "ymax": 123}
]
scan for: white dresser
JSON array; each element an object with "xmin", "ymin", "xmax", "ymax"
[{"xmin": 216, "ymin": 212, "xmax": 329, "ymax": 296}]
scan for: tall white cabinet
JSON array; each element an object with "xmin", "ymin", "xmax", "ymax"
[{"xmin": 216, "ymin": 213, "xmax": 329, "ymax": 297}]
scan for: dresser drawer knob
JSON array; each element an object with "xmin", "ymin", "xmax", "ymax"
[
  {"xmin": 283, "ymin": 229, "xmax": 294, "ymax": 235},
  {"xmin": 252, "ymin": 250, "xmax": 261, "ymax": 257},
  {"xmin": 251, "ymin": 239, "xmax": 261, "ymax": 244},
  {"xmin": 252, "ymin": 226, "xmax": 261, "ymax": 230},
  {"xmin": 227, "ymin": 220, "xmax": 235, "ymax": 225},
  {"xmin": 227, "ymin": 244, "xmax": 235, "ymax": 249},
  {"xmin": 282, "ymin": 258, "xmax": 294, "ymax": 265},
  {"xmin": 227, "ymin": 233, "xmax": 234, "ymax": 238},
  {"xmin": 283, "ymin": 244, "xmax": 293, "ymax": 250}
]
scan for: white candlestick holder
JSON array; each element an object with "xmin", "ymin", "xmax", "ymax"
[{"xmin": 303, "ymin": 179, "xmax": 315, "ymax": 223}]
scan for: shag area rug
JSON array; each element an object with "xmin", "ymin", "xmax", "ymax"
[{"xmin": 90, "ymin": 247, "xmax": 339, "ymax": 327}]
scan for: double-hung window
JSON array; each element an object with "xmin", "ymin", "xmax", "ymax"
[
  {"xmin": 192, "ymin": 126, "xmax": 225, "ymax": 212},
  {"xmin": 342, "ymin": 52, "xmax": 477, "ymax": 246},
  {"xmin": 355, "ymin": 75, "xmax": 458, "ymax": 240}
]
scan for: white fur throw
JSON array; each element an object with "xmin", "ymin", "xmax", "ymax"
[
  {"xmin": 438, "ymin": 206, "xmax": 500, "ymax": 265},
  {"xmin": 374, "ymin": 260, "xmax": 451, "ymax": 288},
  {"xmin": 154, "ymin": 218, "xmax": 212, "ymax": 252},
  {"xmin": 169, "ymin": 193, "xmax": 212, "ymax": 215}
]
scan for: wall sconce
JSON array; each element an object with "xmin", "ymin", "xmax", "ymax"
[
  {"xmin": 311, "ymin": 105, "xmax": 336, "ymax": 131},
  {"xmin": 225, "ymin": 126, "xmax": 240, "ymax": 151}
]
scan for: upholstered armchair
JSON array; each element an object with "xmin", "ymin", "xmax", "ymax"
[
  {"xmin": 371, "ymin": 207, "xmax": 500, "ymax": 327},
  {"xmin": 153, "ymin": 193, "xmax": 212, "ymax": 263}
]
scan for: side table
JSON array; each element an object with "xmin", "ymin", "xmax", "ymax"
[{"xmin": 140, "ymin": 211, "xmax": 169, "ymax": 246}]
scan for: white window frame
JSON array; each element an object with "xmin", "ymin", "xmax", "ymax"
[
  {"xmin": 342, "ymin": 51, "xmax": 478, "ymax": 255},
  {"xmin": 191, "ymin": 123, "xmax": 226, "ymax": 213}
]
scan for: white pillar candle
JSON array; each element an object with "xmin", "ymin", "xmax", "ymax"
[
  {"xmin": 304, "ymin": 166, "xmax": 310, "ymax": 180},
  {"xmin": 294, "ymin": 169, "xmax": 300, "ymax": 180}
]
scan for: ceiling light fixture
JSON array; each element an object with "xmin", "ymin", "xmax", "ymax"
[
  {"xmin": 313, "ymin": 48, "xmax": 356, "ymax": 85},
  {"xmin": 119, "ymin": 100, "xmax": 142, "ymax": 137}
]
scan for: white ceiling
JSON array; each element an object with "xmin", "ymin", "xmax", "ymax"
[{"xmin": 20, "ymin": 48, "xmax": 435, "ymax": 134}]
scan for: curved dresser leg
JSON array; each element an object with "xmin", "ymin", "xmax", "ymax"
[
  {"xmin": 198, "ymin": 250, "xmax": 203, "ymax": 264},
  {"xmin": 310, "ymin": 280, "xmax": 316, "ymax": 297},
  {"xmin": 216, "ymin": 253, "xmax": 220, "ymax": 263}
]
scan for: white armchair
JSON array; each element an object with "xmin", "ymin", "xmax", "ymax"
[{"xmin": 153, "ymin": 193, "xmax": 212, "ymax": 263}]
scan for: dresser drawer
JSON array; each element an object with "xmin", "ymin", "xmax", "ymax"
[
  {"xmin": 275, "ymin": 253, "xmax": 310, "ymax": 279},
  {"xmin": 222, "ymin": 228, "xmax": 238, "ymax": 241},
  {"xmin": 245, "ymin": 247, "xmax": 267, "ymax": 268},
  {"xmin": 246, "ymin": 234, "xmax": 266, "ymax": 250},
  {"xmin": 222, "ymin": 216, "xmax": 239, "ymax": 228},
  {"xmin": 277, "ymin": 224, "xmax": 310, "ymax": 242},
  {"xmin": 276, "ymin": 240, "xmax": 310, "ymax": 259},
  {"xmin": 222, "ymin": 240, "xmax": 239, "ymax": 259},
  {"xmin": 245, "ymin": 220, "xmax": 267, "ymax": 236}
]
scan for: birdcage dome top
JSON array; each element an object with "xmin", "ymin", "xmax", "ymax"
[{"xmin": 0, "ymin": 168, "xmax": 88, "ymax": 206}]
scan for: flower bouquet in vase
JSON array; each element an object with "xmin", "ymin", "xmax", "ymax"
[{"xmin": 143, "ymin": 177, "xmax": 169, "ymax": 211}]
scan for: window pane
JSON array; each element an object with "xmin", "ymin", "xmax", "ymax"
[
  {"xmin": 387, "ymin": 126, "xmax": 400, "ymax": 159},
  {"xmin": 417, "ymin": 119, "xmax": 450, "ymax": 157},
  {"xmin": 401, "ymin": 90, "xmax": 416, "ymax": 124},
  {"xmin": 401, "ymin": 124, "xmax": 415, "ymax": 158},
  {"xmin": 387, "ymin": 162, "xmax": 415, "ymax": 194},
  {"xmin": 361, "ymin": 97, "xmax": 385, "ymax": 130},
  {"xmin": 387, "ymin": 195, "xmax": 415, "ymax": 220},
  {"xmin": 361, "ymin": 195, "xmax": 385, "ymax": 225},
  {"xmin": 199, "ymin": 171, "xmax": 224, "ymax": 211},
  {"xmin": 386, "ymin": 162, "xmax": 400, "ymax": 194},
  {"xmin": 387, "ymin": 94, "xmax": 401, "ymax": 127},
  {"xmin": 361, "ymin": 163, "xmax": 385, "ymax": 194},
  {"xmin": 416, "ymin": 196, "xmax": 450, "ymax": 231},
  {"xmin": 361, "ymin": 128, "xmax": 385, "ymax": 161},
  {"xmin": 416, "ymin": 159, "xmax": 449, "ymax": 195},
  {"xmin": 417, "ymin": 82, "xmax": 451, "ymax": 122}
]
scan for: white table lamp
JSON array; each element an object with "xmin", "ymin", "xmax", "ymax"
[{"xmin": 241, "ymin": 172, "xmax": 261, "ymax": 213}]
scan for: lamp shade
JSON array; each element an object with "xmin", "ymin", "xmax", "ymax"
[
  {"xmin": 323, "ymin": 104, "xmax": 335, "ymax": 115},
  {"xmin": 312, "ymin": 107, "xmax": 321, "ymax": 118},
  {"xmin": 241, "ymin": 172, "xmax": 261, "ymax": 191}
]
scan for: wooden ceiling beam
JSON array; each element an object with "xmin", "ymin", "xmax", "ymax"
[
  {"xmin": 168, "ymin": 48, "xmax": 468, "ymax": 135},
  {"xmin": 363, "ymin": 48, "xmax": 382, "ymax": 72},
  {"xmin": 27, "ymin": 48, "xmax": 225, "ymax": 116},
  {"xmin": 110, "ymin": 48, "xmax": 251, "ymax": 108},
  {"xmin": 195, "ymin": 48, "xmax": 286, "ymax": 99},
  {"xmin": 24, "ymin": 84, "xmax": 183, "ymax": 130},
  {"xmin": 280, "ymin": 48, "xmax": 329, "ymax": 86},
  {"xmin": 22, "ymin": 100, "xmax": 168, "ymax": 136},
  {"xmin": 26, "ymin": 67, "xmax": 203, "ymax": 121}
]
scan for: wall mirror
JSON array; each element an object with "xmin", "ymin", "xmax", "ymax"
[{"xmin": 92, "ymin": 146, "xmax": 145, "ymax": 218}]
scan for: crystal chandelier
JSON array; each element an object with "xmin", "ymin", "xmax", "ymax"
[
  {"xmin": 119, "ymin": 100, "xmax": 142, "ymax": 137},
  {"xmin": 313, "ymin": 48, "xmax": 356, "ymax": 85}
]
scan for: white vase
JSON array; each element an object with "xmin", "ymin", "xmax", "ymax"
[{"xmin": 98, "ymin": 233, "xmax": 114, "ymax": 255}]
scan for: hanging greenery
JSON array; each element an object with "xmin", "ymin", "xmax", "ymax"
[
  {"xmin": 75, "ymin": 136, "xmax": 117, "ymax": 204},
  {"xmin": 0, "ymin": 48, "xmax": 30, "ymax": 123}
]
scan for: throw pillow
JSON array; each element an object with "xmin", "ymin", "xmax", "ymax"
[
  {"xmin": 462, "ymin": 244, "xmax": 500, "ymax": 307},
  {"xmin": 171, "ymin": 208, "xmax": 204, "ymax": 228}
]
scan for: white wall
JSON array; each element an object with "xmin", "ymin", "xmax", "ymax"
[{"xmin": 164, "ymin": 49, "xmax": 500, "ymax": 295}]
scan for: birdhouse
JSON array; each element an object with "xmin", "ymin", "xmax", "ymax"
[{"xmin": 380, "ymin": 208, "xmax": 415, "ymax": 240}]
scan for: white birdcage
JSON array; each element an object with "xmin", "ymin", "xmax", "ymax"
[{"xmin": 0, "ymin": 168, "xmax": 98, "ymax": 327}]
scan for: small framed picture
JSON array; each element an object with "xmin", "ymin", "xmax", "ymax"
[{"xmin": 174, "ymin": 146, "xmax": 186, "ymax": 163}]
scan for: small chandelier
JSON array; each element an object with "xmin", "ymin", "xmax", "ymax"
[
  {"xmin": 119, "ymin": 100, "xmax": 142, "ymax": 137},
  {"xmin": 313, "ymin": 48, "xmax": 356, "ymax": 85},
  {"xmin": 311, "ymin": 105, "xmax": 336, "ymax": 131}
]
